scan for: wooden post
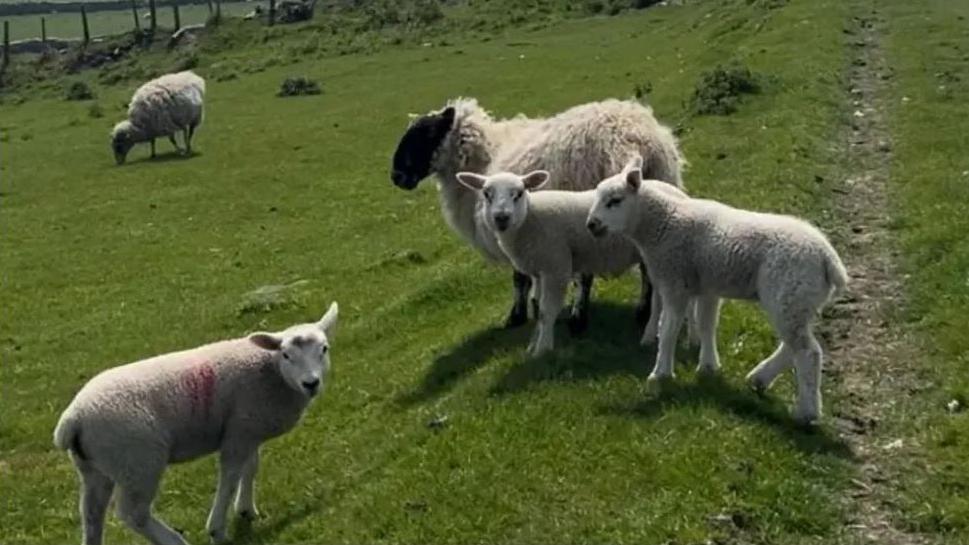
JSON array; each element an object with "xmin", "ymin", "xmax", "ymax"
[
  {"xmin": 2, "ymin": 21, "xmax": 9, "ymax": 71},
  {"xmin": 149, "ymin": 0, "xmax": 157, "ymax": 34},
  {"xmin": 216, "ymin": 0, "xmax": 222, "ymax": 21},
  {"xmin": 172, "ymin": 2, "xmax": 181, "ymax": 31},
  {"xmin": 130, "ymin": 0, "xmax": 141, "ymax": 32},
  {"xmin": 269, "ymin": 0, "xmax": 276, "ymax": 26},
  {"xmin": 81, "ymin": 5, "xmax": 90, "ymax": 45},
  {"xmin": 206, "ymin": 0, "xmax": 214, "ymax": 14},
  {"xmin": 41, "ymin": 17, "xmax": 47, "ymax": 45}
]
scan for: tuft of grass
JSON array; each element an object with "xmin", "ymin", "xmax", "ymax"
[
  {"xmin": 276, "ymin": 75, "xmax": 321, "ymax": 97},
  {"xmin": 87, "ymin": 102, "xmax": 104, "ymax": 119},
  {"xmin": 692, "ymin": 64, "xmax": 761, "ymax": 115},
  {"xmin": 65, "ymin": 81, "xmax": 95, "ymax": 101}
]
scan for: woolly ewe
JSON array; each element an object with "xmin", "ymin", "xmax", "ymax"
[
  {"xmin": 53, "ymin": 304, "xmax": 338, "ymax": 545},
  {"xmin": 391, "ymin": 98, "xmax": 685, "ymax": 331},
  {"xmin": 587, "ymin": 157, "xmax": 847, "ymax": 425}
]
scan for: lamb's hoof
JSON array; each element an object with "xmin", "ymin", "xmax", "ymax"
[
  {"xmin": 745, "ymin": 374, "xmax": 771, "ymax": 396},
  {"xmin": 504, "ymin": 308, "xmax": 528, "ymax": 329},
  {"xmin": 237, "ymin": 507, "xmax": 260, "ymax": 521},
  {"xmin": 792, "ymin": 409, "xmax": 821, "ymax": 429},
  {"xmin": 696, "ymin": 365, "xmax": 721, "ymax": 379},
  {"xmin": 646, "ymin": 372, "xmax": 674, "ymax": 390},
  {"xmin": 208, "ymin": 528, "xmax": 228, "ymax": 544},
  {"xmin": 568, "ymin": 313, "xmax": 589, "ymax": 336}
]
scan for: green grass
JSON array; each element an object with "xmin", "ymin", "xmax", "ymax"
[
  {"xmin": 1, "ymin": 4, "xmax": 252, "ymax": 42},
  {"xmin": 875, "ymin": 0, "xmax": 969, "ymax": 539},
  {"xmin": 2, "ymin": 0, "xmax": 966, "ymax": 543}
]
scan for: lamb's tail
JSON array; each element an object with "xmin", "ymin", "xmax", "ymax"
[
  {"xmin": 53, "ymin": 411, "xmax": 87, "ymax": 460},
  {"xmin": 823, "ymin": 248, "xmax": 849, "ymax": 298}
]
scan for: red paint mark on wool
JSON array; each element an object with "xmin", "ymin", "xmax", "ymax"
[{"xmin": 182, "ymin": 364, "xmax": 216, "ymax": 415}]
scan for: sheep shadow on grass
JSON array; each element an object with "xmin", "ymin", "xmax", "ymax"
[{"xmin": 122, "ymin": 150, "xmax": 200, "ymax": 165}]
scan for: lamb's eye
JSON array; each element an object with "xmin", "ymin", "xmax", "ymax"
[
  {"xmin": 514, "ymin": 191, "xmax": 524, "ymax": 201},
  {"xmin": 321, "ymin": 345, "xmax": 329, "ymax": 355},
  {"xmin": 483, "ymin": 190, "xmax": 493, "ymax": 202},
  {"xmin": 282, "ymin": 352, "xmax": 291, "ymax": 361},
  {"xmin": 606, "ymin": 197, "xmax": 622, "ymax": 208}
]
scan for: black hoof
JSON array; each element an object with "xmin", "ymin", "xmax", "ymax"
[{"xmin": 504, "ymin": 308, "xmax": 528, "ymax": 329}]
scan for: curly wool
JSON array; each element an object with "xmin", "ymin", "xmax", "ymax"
[{"xmin": 111, "ymin": 70, "xmax": 205, "ymax": 144}]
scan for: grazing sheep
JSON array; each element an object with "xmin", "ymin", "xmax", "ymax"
[
  {"xmin": 53, "ymin": 304, "xmax": 338, "ymax": 545},
  {"xmin": 111, "ymin": 70, "xmax": 205, "ymax": 165},
  {"xmin": 391, "ymin": 98, "xmax": 685, "ymax": 331},
  {"xmin": 586, "ymin": 157, "xmax": 847, "ymax": 425},
  {"xmin": 457, "ymin": 170, "xmax": 693, "ymax": 356}
]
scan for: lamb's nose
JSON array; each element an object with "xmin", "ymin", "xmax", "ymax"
[
  {"xmin": 494, "ymin": 213, "xmax": 510, "ymax": 227},
  {"xmin": 391, "ymin": 170, "xmax": 406, "ymax": 186},
  {"xmin": 302, "ymin": 379, "xmax": 320, "ymax": 393},
  {"xmin": 586, "ymin": 219, "xmax": 601, "ymax": 232}
]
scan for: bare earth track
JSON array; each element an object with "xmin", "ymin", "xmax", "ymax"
[{"xmin": 824, "ymin": 2, "xmax": 929, "ymax": 544}]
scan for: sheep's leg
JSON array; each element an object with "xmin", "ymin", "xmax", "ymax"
[
  {"xmin": 635, "ymin": 262, "xmax": 653, "ymax": 325},
  {"xmin": 650, "ymin": 288, "xmax": 687, "ymax": 381},
  {"xmin": 790, "ymin": 331, "xmax": 823, "ymax": 426},
  {"xmin": 185, "ymin": 126, "xmax": 194, "ymax": 155},
  {"xmin": 234, "ymin": 449, "xmax": 260, "ymax": 520},
  {"xmin": 695, "ymin": 295, "xmax": 722, "ymax": 375},
  {"xmin": 168, "ymin": 134, "xmax": 182, "ymax": 155},
  {"xmin": 685, "ymin": 298, "xmax": 701, "ymax": 346},
  {"xmin": 745, "ymin": 342, "xmax": 793, "ymax": 393},
  {"xmin": 207, "ymin": 448, "xmax": 253, "ymax": 543},
  {"xmin": 505, "ymin": 271, "xmax": 532, "ymax": 328},
  {"xmin": 531, "ymin": 275, "xmax": 568, "ymax": 357},
  {"xmin": 116, "ymin": 472, "xmax": 188, "ymax": 545},
  {"xmin": 640, "ymin": 287, "xmax": 662, "ymax": 345},
  {"xmin": 568, "ymin": 274, "xmax": 593, "ymax": 336},
  {"xmin": 77, "ymin": 461, "xmax": 114, "ymax": 545},
  {"xmin": 150, "ymin": 139, "xmax": 157, "ymax": 158},
  {"xmin": 526, "ymin": 276, "xmax": 544, "ymax": 354}
]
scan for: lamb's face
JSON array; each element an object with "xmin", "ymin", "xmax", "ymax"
[
  {"xmin": 455, "ymin": 171, "xmax": 550, "ymax": 233},
  {"xmin": 587, "ymin": 161, "xmax": 643, "ymax": 238},
  {"xmin": 111, "ymin": 123, "xmax": 135, "ymax": 165},
  {"xmin": 391, "ymin": 106, "xmax": 456, "ymax": 190},
  {"xmin": 248, "ymin": 303, "xmax": 339, "ymax": 399}
]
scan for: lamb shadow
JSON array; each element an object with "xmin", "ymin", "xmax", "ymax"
[
  {"xmin": 599, "ymin": 375, "xmax": 855, "ymax": 458},
  {"xmin": 122, "ymin": 150, "xmax": 200, "ymax": 166},
  {"xmin": 231, "ymin": 489, "xmax": 327, "ymax": 544},
  {"xmin": 396, "ymin": 321, "xmax": 530, "ymax": 406}
]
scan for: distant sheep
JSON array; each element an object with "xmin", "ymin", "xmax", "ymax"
[
  {"xmin": 391, "ymin": 98, "xmax": 685, "ymax": 331},
  {"xmin": 587, "ymin": 157, "xmax": 847, "ymax": 425},
  {"xmin": 111, "ymin": 70, "xmax": 205, "ymax": 165},
  {"xmin": 457, "ymin": 170, "xmax": 694, "ymax": 355},
  {"xmin": 53, "ymin": 304, "xmax": 338, "ymax": 545}
]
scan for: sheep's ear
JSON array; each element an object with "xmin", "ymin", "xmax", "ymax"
[
  {"xmin": 625, "ymin": 167, "xmax": 643, "ymax": 191},
  {"xmin": 249, "ymin": 332, "xmax": 283, "ymax": 351},
  {"xmin": 317, "ymin": 302, "xmax": 339, "ymax": 335},
  {"xmin": 624, "ymin": 154, "xmax": 644, "ymax": 173},
  {"xmin": 440, "ymin": 106, "xmax": 456, "ymax": 127},
  {"xmin": 522, "ymin": 170, "xmax": 550, "ymax": 191},
  {"xmin": 456, "ymin": 172, "xmax": 487, "ymax": 191}
]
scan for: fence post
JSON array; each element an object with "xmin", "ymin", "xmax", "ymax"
[
  {"xmin": 216, "ymin": 0, "xmax": 222, "ymax": 21},
  {"xmin": 206, "ymin": 0, "xmax": 214, "ymax": 14},
  {"xmin": 130, "ymin": 0, "xmax": 141, "ymax": 31},
  {"xmin": 149, "ymin": 0, "xmax": 157, "ymax": 34},
  {"xmin": 2, "ymin": 21, "xmax": 9, "ymax": 72},
  {"xmin": 81, "ymin": 5, "xmax": 90, "ymax": 45},
  {"xmin": 269, "ymin": 0, "xmax": 276, "ymax": 25},
  {"xmin": 42, "ymin": 17, "xmax": 47, "ymax": 46},
  {"xmin": 172, "ymin": 2, "xmax": 181, "ymax": 31}
]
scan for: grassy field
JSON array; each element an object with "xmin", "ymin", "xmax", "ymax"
[
  {"xmin": 1, "ymin": 0, "xmax": 967, "ymax": 543},
  {"xmin": 1, "ymin": 3, "xmax": 252, "ymax": 42}
]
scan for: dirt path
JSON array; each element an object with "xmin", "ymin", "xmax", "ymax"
[{"xmin": 823, "ymin": 3, "xmax": 929, "ymax": 544}]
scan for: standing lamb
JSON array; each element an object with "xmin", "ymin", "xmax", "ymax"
[
  {"xmin": 456, "ymin": 170, "xmax": 692, "ymax": 356},
  {"xmin": 390, "ymin": 98, "xmax": 685, "ymax": 332},
  {"xmin": 586, "ymin": 157, "xmax": 847, "ymax": 425},
  {"xmin": 53, "ymin": 303, "xmax": 338, "ymax": 545},
  {"xmin": 111, "ymin": 70, "xmax": 205, "ymax": 165}
]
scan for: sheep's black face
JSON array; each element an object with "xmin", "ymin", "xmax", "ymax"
[
  {"xmin": 391, "ymin": 106, "xmax": 455, "ymax": 190},
  {"xmin": 112, "ymin": 134, "xmax": 134, "ymax": 165}
]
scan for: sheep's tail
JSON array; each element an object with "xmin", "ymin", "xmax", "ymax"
[
  {"xmin": 53, "ymin": 411, "xmax": 87, "ymax": 460},
  {"xmin": 823, "ymin": 247, "xmax": 849, "ymax": 298}
]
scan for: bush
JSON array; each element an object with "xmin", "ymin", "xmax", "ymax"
[
  {"xmin": 277, "ymin": 76, "xmax": 321, "ymax": 97},
  {"xmin": 409, "ymin": 0, "xmax": 444, "ymax": 26},
  {"xmin": 171, "ymin": 51, "xmax": 199, "ymax": 72},
  {"xmin": 88, "ymin": 103, "xmax": 104, "ymax": 118},
  {"xmin": 692, "ymin": 64, "xmax": 761, "ymax": 115},
  {"xmin": 65, "ymin": 81, "xmax": 95, "ymax": 101},
  {"xmin": 631, "ymin": 0, "xmax": 664, "ymax": 8}
]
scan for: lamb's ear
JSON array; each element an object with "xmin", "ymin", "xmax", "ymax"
[
  {"xmin": 625, "ymin": 166, "xmax": 643, "ymax": 191},
  {"xmin": 439, "ymin": 106, "xmax": 456, "ymax": 128},
  {"xmin": 317, "ymin": 302, "xmax": 339, "ymax": 335},
  {"xmin": 522, "ymin": 170, "xmax": 550, "ymax": 191},
  {"xmin": 456, "ymin": 172, "xmax": 487, "ymax": 191},
  {"xmin": 249, "ymin": 332, "xmax": 283, "ymax": 351},
  {"xmin": 624, "ymin": 154, "xmax": 644, "ymax": 173}
]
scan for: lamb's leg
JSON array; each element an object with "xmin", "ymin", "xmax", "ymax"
[
  {"xmin": 790, "ymin": 331, "xmax": 823, "ymax": 426},
  {"xmin": 168, "ymin": 134, "xmax": 182, "ymax": 154},
  {"xmin": 650, "ymin": 288, "xmax": 687, "ymax": 381},
  {"xmin": 77, "ymin": 460, "xmax": 114, "ymax": 545},
  {"xmin": 234, "ymin": 449, "xmax": 260, "ymax": 520},
  {"xmin": 695, "ymin": 295, "xmax": 722, "ymax": 375},
  {"xmin": 531, "ymin": 275, "xmax": 568, "ymax": 357},
  {"xmin": 568, "ymin": 274, "xmax": 593, "ymax": 336},
  {"xmin": 150, "ymin": 139, "xmax": 156, "ymax": 158},
  {"xmin": 640, "ymin": 287, "xmax": 662, "ymax": 345},
  {"xmin": 116, "ymin": 473, "xmax": 188, "ymax": 545},
  {"xmin": 745, "ymin": 342, "xmax": 793, "ymax": 393},
  {"xmin": 505, "ymin": 271, "xmax": 532, "ymax": 328},
  {"xmin": 185, "ymin": 126, "xmax": 194, "ymax": 155},
  {"xmin": 207, "ymin": 448, "xmax": 253, "ymax": 543},
  {"xmin": 635, "ymin": 262, "xmax": 653, "ymax": 325},
  {"xmin": 526, "ymin": 276, "xmax": 544, "ymax": 354}
]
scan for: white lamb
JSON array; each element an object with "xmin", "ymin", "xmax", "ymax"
[
  {"xmin": 111, "ymin": 70, "xmax": 205, "ymax": 165},
  {"xmin": 52, "ymin": 303, "xmax": 338, "ymax": 545},
  {"xmin": 391, "ymin": 98, "xmax": 685, "ymax": 332},
  {"xmin": 586, "ymin": 157, "xmax": 847, "ymax": 425},
  {"xmin": 456, "ymin": 170, "xmax": 693, "ymax": 356}
]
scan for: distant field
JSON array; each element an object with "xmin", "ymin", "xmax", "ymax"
[{"xmin": 1, "ymin": 3, "xmax": 252, "ymax": 42}]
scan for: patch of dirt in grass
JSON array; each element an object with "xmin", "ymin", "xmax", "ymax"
[{"xmin": 823, "ymin": 3, "xmax": 929, "ymax": 544}]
